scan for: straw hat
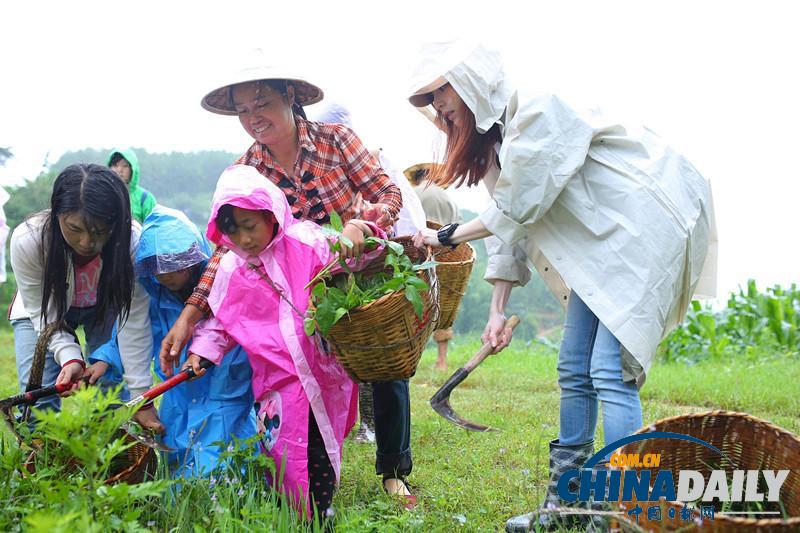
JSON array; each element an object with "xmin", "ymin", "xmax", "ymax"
[
  {"xmin": 201, "ymin": 52, "xmax": 323, "ymax": 115},
  {"xmin": 403, "ymin": 163, "xmax": 445, "ymax": 187}
]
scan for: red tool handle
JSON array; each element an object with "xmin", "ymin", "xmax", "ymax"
[
  {"xmin": 0, "ymin": 377, "xmax": 90, "ymax": 409},
  {"xmin": 140, "ymin": 358, "xmax": 214, "ymax": 401},
  {"xmin": 55, "ymin": 382, "xmax": 75, "ymax": 394}
]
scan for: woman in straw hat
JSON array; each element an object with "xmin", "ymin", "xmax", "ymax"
[
  {"xmin": 409, "ymin": 41, "xmax": 717, "ymax": 531},
  {"xmin": 159, "ymin": 55, "xmax": 418, "ymax": 509},
  {"xmin": 404, "ymin": 162, "xmax": 461, "ymax": 370}
]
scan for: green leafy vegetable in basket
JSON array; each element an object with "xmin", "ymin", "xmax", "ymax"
[{"xmin": 304, "ymin": 212, "xmax": 436, "ymax": 336}]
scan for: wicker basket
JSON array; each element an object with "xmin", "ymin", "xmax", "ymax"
[
  {"xmin": 16, "ymin": 323, "xmax": 158, "ymax": 485},
  {"xmin": 617, "ymin": 411, "xmax": 800, "ymax": 532},
  {"xmin": 426, "ymin": 221, "xmax": 475, "ymax": 331},
  {"xmin": 24, "ymin": 430, "xmax": 158, "ymax": 485},
  {"xmin": 323, "ymin": 236, "xmax": 439, "ymax": 383}
]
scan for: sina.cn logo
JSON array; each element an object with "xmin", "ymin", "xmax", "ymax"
[{"xmin": 557, "ymin": 432, "xmax": 790, "ymax": 525}]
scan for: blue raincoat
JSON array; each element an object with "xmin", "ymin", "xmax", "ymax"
[{"xmin": 91, "ymin": 206, "xmax": 256, "ymax": 476}]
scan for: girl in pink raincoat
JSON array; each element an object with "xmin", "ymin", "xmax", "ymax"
[{"xmin": 184, "ymin": 164, "xmax": 384, "ymax": 519}]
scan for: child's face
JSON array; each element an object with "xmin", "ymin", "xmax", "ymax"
[
  {"xmin": 226, "ymin": 207, "xmax": 276, "ymax": 256},
  {"xmin": 155, "ymin": 267, "xmax": 193, "ymax": 292},
  {"xmin": 110, "ymin": 158, "xmax": 132, "ymax": 185}
]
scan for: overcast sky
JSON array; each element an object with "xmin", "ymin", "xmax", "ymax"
[{"xmin": 2, "ymin": 0, "xmax": 799, "ymax": 299}]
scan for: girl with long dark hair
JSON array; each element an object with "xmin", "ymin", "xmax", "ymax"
[{"xmin": 10, "ymin": 163, "xmax": 162, "ymax": 430}]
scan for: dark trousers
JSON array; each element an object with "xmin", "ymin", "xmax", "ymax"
[
  {"xmin": 372, "ymin": 379, "xmax": 412, "ymax": 478},
  {"xmin": 308, "ymin": 410, "xmax": 336, "ymax": 516}
]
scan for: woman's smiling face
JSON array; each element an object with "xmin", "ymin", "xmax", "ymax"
[{"xmin": 232, "ymin": 81, "xmax": 296, "ymax": 146}]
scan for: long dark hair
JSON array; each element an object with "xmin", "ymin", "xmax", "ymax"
[
  {"xmin": 38, "ymin": 164, "xmax": 134, "ymax": 327},
  {"xmin": 434, "ymin": 106, "xmax": 502, "ymax": 188}
]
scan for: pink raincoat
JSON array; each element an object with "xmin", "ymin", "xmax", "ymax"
[{"xmin": 191, "ymin": 165, "xmax": 383, "ymax": 514}]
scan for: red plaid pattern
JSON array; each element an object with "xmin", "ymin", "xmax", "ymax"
[
  {"xmin": 186, "ymin": 118, "xmax": 402, "ymax": 315},
  {"xmin": 186, "ymin": 246, "xmax": 227, "ymax": 315}
]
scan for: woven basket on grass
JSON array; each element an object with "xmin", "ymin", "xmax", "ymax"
[
  {"xmin": 324, "ymin": 236, "xmax": 439, "ymax": 383},
  {"xmin": 17, "ymin": 323, "xmax": 158, "ymax": 485},
  {"xmin": 617, "ymin": 410, "xmax": 800, "ymax": 532},
  {"xmin": 105, "ymin": 432, "xmax": 159, "ymax": 484},
  {"xmin": 24, "ymin": 430, "xmax": 158, "ymax": 485},
  {"xmin": 426, "ymin": 221, "xmax": 475, "ymax": 331}
]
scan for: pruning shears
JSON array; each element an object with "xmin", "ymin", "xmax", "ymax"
[
  {"xmin": 0, "ymin": 376, "xmax": 90, "ymax": 412},
  {"xmin": 118, "ymin": 357, "xmax": 214, "ymax": 451},
  {"xmin": 0, "ymin": 358, "xmax": 214, "ymax": 452}
]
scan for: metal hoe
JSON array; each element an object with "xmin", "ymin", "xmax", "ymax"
[{"xmin": 429, "ymin": 315, "xmax": 520, "ymax": 431}]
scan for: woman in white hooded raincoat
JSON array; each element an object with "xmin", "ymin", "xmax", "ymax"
[{"xmin": 410, "ymin": 41, "xmax": 717, "ymax": 531}]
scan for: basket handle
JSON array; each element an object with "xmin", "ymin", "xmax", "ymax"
[
  {"xmin": 22, "ymin": 322, "xmax": 80, "ymax": 423},
  {"xmin": 425, "ymin": 246, "xmax": 441, "ymax": 327},
  {"xmin": 327, "ymin": 246, "xmax": 442, "ymax": 353}
]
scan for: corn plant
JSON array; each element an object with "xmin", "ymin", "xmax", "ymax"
[
  {"xmin": 659, "ymin": 301, "xmax": 729, "ymax": 364},
  {"xmin": 660, "ymin": 280, "xmax": 800, "ymax": 363}
]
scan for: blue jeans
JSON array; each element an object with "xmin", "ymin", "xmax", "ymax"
[
  {"xmin": 557, "ymin": 292, "xmax": 642, "ymax": 448},
  {"xmin": 13, "ymin": 306, "xmax": 114, "ymax": 413}
]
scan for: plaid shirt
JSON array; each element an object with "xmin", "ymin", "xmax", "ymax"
[{"xmin": 186, "ymin": 118, "xmax": 402, "ymax": 315}]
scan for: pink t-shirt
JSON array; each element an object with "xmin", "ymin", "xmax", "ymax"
[{"xmin": 72, "ymin": 255, "xmax": 102, "ymax": 308}]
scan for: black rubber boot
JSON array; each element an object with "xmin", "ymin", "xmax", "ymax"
[{"xmin": 584, "ymin": 460, "xmax": 613, "ymax": 532}]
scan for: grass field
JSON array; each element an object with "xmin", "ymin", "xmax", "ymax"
[{"xmin": 1, "ymin": 328, "xmax": 798, "ymax": 531}]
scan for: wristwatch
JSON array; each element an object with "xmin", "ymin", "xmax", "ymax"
[{"xmin": 437, "ymin": 223, "xmax": 460, "ymax": 248}]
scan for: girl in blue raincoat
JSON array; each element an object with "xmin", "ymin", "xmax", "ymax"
[{"xmin": 91, "ymin": 206, "xmax": 256, "ymax": 476}]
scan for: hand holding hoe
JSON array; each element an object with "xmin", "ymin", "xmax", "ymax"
[{"xmin": 430, "ymin": 315, "xmax": 520, "ymax": 431}]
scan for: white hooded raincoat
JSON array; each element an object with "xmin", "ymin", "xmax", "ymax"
[{"xmin": 410, "ymin": 43, "xmax": 717, "ymax": 382}]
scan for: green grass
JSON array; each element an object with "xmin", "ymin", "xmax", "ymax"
[
  {"xmin": 1, "ymin": 329, "xmax": 798, "ymax": 531},
  {"xmin": 1, "ymin": 329, "xmax": 17, "ymax": 397},
  {"xmin": 644, "ymin": 353, "xmax": 800, "ymax": 433}
]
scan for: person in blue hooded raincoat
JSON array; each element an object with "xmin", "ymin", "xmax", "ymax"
[{"xmin": 91, "ymin": 205, "xmax": 257, "ymax": 476}]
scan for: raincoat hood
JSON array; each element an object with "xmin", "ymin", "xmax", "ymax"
[
  {"xmin": 206, "ymin": 165, "xmax": 293, "ymax": 256},
  {"xmin": 193, "ymin": 164, "xmax": 372, "ymax": 509},
  {"xmin": 107, "ymin": 147, "xmax": 141, "ymax": 189},
  {"xmin": 135, "ymin": 205, "xmax": 211, "ymax": 278},
  {"xmin": 412, "ymin": 42, "xmax": 717, "ymax": 381},
  {"xmin": 107, "ymin": 147, "xmax": 157, "ymax": 223},
  {"xmin": 313, "ymin": 101, "xmax": 353, "ymax": 127},
  {"xmin": 96, "ymin": 203, "xmax": 256, "ymax": 476},
  {"xmin": 408, "ymin": 41, "xmax": 512, "ymax": 133}
]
